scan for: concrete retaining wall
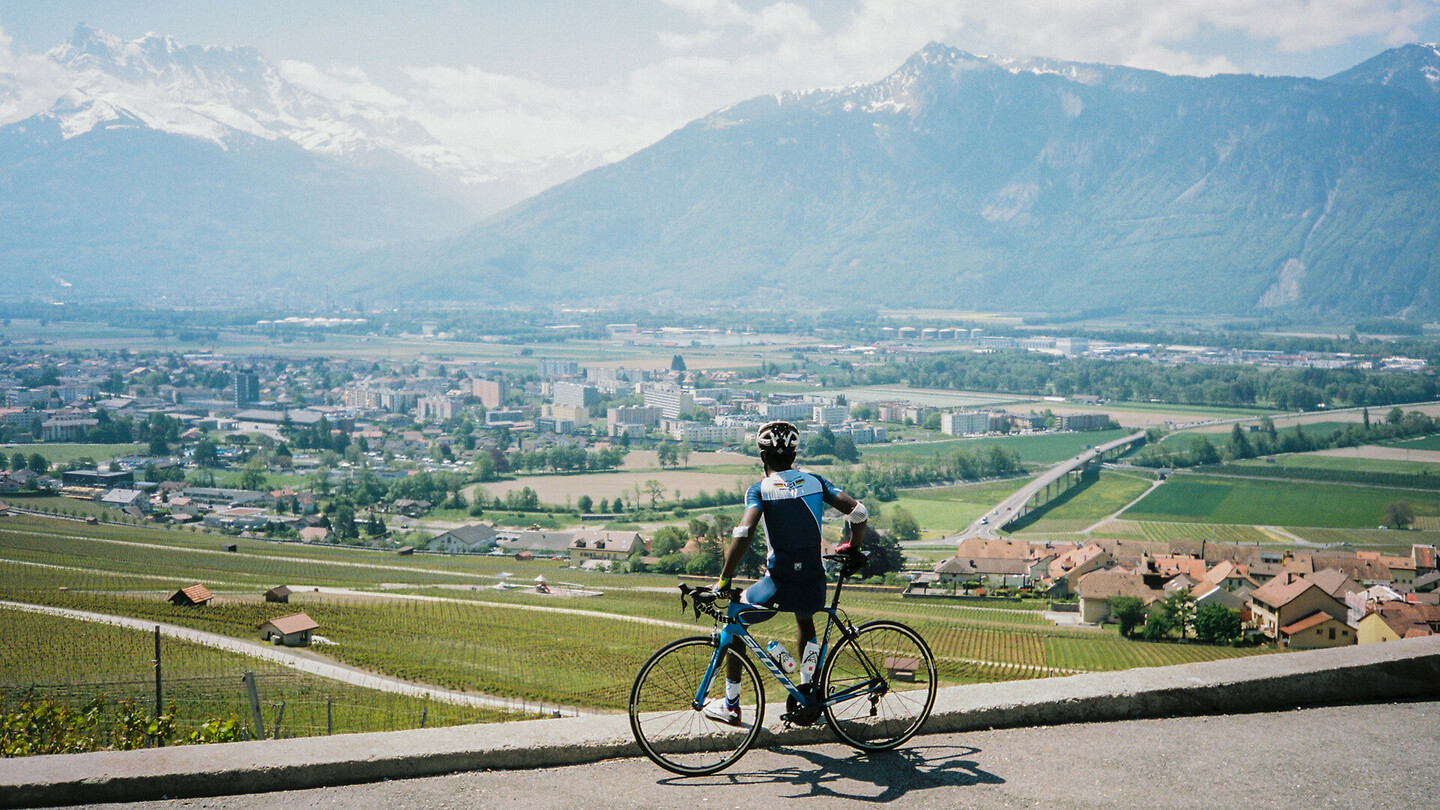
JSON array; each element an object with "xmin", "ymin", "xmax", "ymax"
[{"xmin": 4, "ymin": 635, "xmax": 1438, "ymax": 807}]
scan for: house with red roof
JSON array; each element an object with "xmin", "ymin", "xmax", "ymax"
[{"xmin": 1248, "ymin": 574, "xmax": 1349, "ymax": 645}]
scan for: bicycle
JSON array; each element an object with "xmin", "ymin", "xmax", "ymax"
[{"xmin": 628, "ymin": 551, "xmax": 938, "ymax": 775}]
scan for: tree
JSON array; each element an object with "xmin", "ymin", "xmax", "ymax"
[
  {"xmin": 193, "ymin": 439, "xmax": 218, "ymax": 468},
  {"xmin": 9, "ymin": 452, "xmax": 24, "ymax": 473},
  {"xmin": 1140, "ymin": 612, "xmax": 1171, "ymax": 641},
  {"xmin": 365, "ymin": 511, "xmax": 388, "ymax": 538},
  {"xmin": 645, "ymin": 479, "xmax": 666, "ymax": 507},
  {"xmin": 332, "ymin": 505, "xmax": 359, "ymax": 539},
  {"xmin": 805, "ymin": 426, "xmax": 836, "ymax": 457},
  {"xmin": 1226, "ymin": 424, "xmax": 1253, "ymax": 460},
  {"xmin": 1188, "ymin": 436, "xmax": 1220, "ymax": 466},
  {"xmin": 1193, "ymin": 603, "xmax": 1242, "ymax": 645},
  {"xmin": 678, "ymin": 441, "xmax": 692, "ymax": 469},
  {"xmin": 1161, "ymin": 590, "xmax": 1196, "ymax": 639},
  {"xmin": 239, "ymin": 459, "xmax": 268, "ymax": 492},
  {"xmin": 656, "ymin": 442, "xmax": 679, "ymax": 469},
  {"xmin": 1109, "ymin": 596, "xmax": 1148, "ymax": 638},
  {"xmin": 832, "ymin": 434, "xmax": 860, "ymax": 463},
  {"xmin": 577, "ymin": 495, "xmax": 593, "ymax": 513},
  {"xmin": 651, "ymin": 525, "xmax": 688, "ymax": 556},
  {"xmin": 1383, "ymin": 501, "xmax": 1415, "ymax": 529},
  {"xmin": 27, "ymin": 453, "xmax": 48, "ymax": 474},
  {"xmin": 887, "ymin": 507, "xmax": 921, "ymax": 544},
  {"xmin": 670, "ymin": 354, "xmax": 686, "ymax": 372}
]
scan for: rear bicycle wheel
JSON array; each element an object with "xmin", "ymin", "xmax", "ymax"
[
  {"xmin": 820, "ymin": 620, "xmax": 936, "ymax": 751},
  {"xmin": 629, "ymin": 636, "xmax": 765, "ymax": 775}
]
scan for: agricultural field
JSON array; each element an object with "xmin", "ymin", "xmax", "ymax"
[
  {"xmin": 864, "ymin": 428, "xmax": 1135, "ymax": 465},
  {"xmin": 890, "ymin": 478, "xmax": 1032, "ymax": 535},
  {"xmin": 1, "ymin": 443, "xmax": 145, "ymax": 465},
  {"xmin": 0, "ymin": 511, "xmax": 1277, "ymax": 737},
  {"xmin": 0, "ymin": 608, "xmax": 527, "ymax": 739},
  {"xmin": 1011, "ymin": 472, "xmax": 1155, "ymax": 534},
  {"xmin": 1229, "ymin": 452, "xmax": 1440, "ymax": 476},
  {"xmin": 1276, "ymin": 526, "xmax": 1439, "ymax": 554},
  {"xmin": 824, "ymin": 386, "xmax": 1024, "ymax": 410},
  {"xmin": 1383, "ymin": 434, "xmax": 1440, "ymax": 452},
  {"xmin": 1090, "ymin": 520, "xmax": 1276, "ymax": 547},
  {"xmin": 1119, "ymin": 474, "xmax": 1440, "ymax": 528}
]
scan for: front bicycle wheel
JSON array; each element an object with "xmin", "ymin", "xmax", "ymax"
[
  {"xmin": 820, "ymin": 620, "xmax": 936, "ymax": 751},
  {"xmin": 629, "ymin": 636, "xmax": 765, "ymax": 776}
]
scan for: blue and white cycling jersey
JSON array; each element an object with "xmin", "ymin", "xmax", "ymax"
[{"xmin": 745, "ymin": 468, "xmax": 845, "ymax": 582}]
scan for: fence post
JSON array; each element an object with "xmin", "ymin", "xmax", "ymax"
[
  {"xmin": 243, "ymin": 672, "xmax": 265, "ymax": 740},
  {"xmin": 420, "ymin": 704, "xmax": 427, "ymax": 729},
  {"xmin": 327, "ymin": 699, "xmax": 333, "ymax": 735},
  {"xmin": 273, "ymin": 701, "xmax": 286, "ymax": 739},
  {"xmin": 153, "ymin": 626, "xmax": 163, "ymax": 721}
]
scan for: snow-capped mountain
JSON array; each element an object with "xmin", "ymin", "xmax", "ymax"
[
  {"xmin": 30, "ymin": 24, "xmax": 471, "ymax": 182},
  {"xmin": 348, "ymin": 41, "xmax": 1440, "ymax": 317},
  {"xmin": 0, "ymin": 25, "xmax": 493, "ymax": 303},
  {"xmin": 1328, "ymin": 42, "xmax": 1440, "ymax": 115}
]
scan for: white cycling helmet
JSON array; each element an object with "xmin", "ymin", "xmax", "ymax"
[{"xmin": 756, "ymin": 420, "xmax": 800, "ymax": 453}]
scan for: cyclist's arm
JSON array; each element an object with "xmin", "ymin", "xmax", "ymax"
[
  {"xmin": 826, "ymin": 490, "xmax": 868, "ymax": 553},
  {"xmin": 714, "ymin": 506, "xmax": 761, "ymax": 589}
]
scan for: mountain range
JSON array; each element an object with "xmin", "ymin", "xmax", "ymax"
[
  {"xmin": 360, "ymin": 42, "xmax": 1440, "ymax": 317},
  {"xmin": 4, "ymin": 28, "xmax": 1440, "ymax": 317}
]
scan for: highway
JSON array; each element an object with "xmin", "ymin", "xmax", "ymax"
[{"xmin": 963, "ymin": 430, "xmax": 1147, "ymax": 539}]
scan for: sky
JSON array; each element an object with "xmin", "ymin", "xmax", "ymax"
[{"xmin": 2, "ymin": 0, "xmax": 1439, "ymax": 170}]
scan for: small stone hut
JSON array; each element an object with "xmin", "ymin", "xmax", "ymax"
[
  {"xmin": 168, "ymin": 583, "xmax": 214, "ymax": 607},
  {"xmin": 259, "ymin": 612, "xmax": 319, "ymax": 647}
]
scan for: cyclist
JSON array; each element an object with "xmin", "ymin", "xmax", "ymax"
[{"xmin": 704, "ymin": 419, "xmax": 868, "ymax": 725}]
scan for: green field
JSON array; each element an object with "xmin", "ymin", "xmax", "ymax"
[
  {"xmin": 1011, "ymin": 472, "xmax": 1155, "ymax": 534},
  {"xmin": 1230, "ymin": 453, "xmax": 1440, "ymax": 476},
  {"xmin": 865, "ymin": 429, "xmax": 1134, "ymax": 465},
  {"xmin": 1122, "ymin": 475, "xmax": 1440, "ymax": 527},
  {"xmin": 2, "ymin": 443, "xmax": 146, "ymax": 466},
  {"xmin": 1092, "ymin": 520, "xmax": 1276, "ymax": 546},
  {"xmin": 1385, "ymin": 434, "xmax": 1440, "ymax": 452},
  {"xmin": 891, "ymin": 478, "xmax": 1032, "ymax": 534}
]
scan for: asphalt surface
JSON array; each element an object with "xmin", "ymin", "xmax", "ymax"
[
  {"xmin": 968, "ymin": 430, "xmax": 1146, "ymax": 538},
  {"xmin": 58, "ymin": 700, "xmax": 1439, "ymax": 810}
]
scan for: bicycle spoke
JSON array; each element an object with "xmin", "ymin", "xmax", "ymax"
[
  {"xmin": 629, "ymin": 637, "xmax": 765, "ymax": 775},
  {"xmin": 820, "ymin": 622, "xmax": 936, "ymax": 751}
]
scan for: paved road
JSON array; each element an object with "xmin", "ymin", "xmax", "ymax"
[
  {"xmin": 966, "ymin": 431, "xmax": 1146, "ymax": 539},
  {"xmin": 64, "ymin": 700, "xmax": 1439, "ymax": 809}
]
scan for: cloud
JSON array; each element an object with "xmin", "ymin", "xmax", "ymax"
[
  {"xmin": 277, "ymin": 60, "xmax": 408, "ymax": 110},
  {"xmin": 0, "ymin": 26, "xmax": 71, "ymax": 126},
  {"xmin": 385, "ymin": 0, "xmax": 1440, "ymax": 184}
]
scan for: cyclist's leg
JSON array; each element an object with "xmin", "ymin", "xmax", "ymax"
[
  {"xmin": 771, "ymin": 577, "xmax": 825, "ymax": 682},
  {"xmin": 716, "ymin": 581, "xmax": 778, "ymax": 710}
]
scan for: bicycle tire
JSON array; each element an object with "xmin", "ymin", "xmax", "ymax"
[
  {"xmin": 819, "ymin": 620, "xmax": 936, "ymax": 751},
  {"xmin": 629, "ymin": 636, "xmax": 766, "ymax": 776}
]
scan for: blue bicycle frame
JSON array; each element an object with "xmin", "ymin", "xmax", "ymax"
[{"xmin": 688, "ymin": 579, "xmax": 880, "ymax": 715}]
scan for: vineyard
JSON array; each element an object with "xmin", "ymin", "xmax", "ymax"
[
  {"xmin": 0, "ymin": 607, "xmax": 530, "ymax": 743},
  {"xmin": 0, "ymin": 511, "xmax": 1278, "ymax": 748},
  {"xmin": 1091, "ymin": 520, "xmax": 1275, "ymax": 546}
]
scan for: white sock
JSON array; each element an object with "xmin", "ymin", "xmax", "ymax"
[{"xmin": 725, "ymin": 680, "xmax": 741, "ymax": 703}]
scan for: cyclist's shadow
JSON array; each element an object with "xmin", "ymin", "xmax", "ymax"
[{"xmin": 658, "ymin": 744, "xmax": 1004, "ymax": 802}]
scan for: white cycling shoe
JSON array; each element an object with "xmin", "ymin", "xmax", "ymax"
[{"xmin": 702, "ymin": 696, "xmax": 742, "ymax": 726}]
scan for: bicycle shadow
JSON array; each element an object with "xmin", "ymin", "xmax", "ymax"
[{"xmin": 657, "ymin": 744, "xmax": 1004, "ymax": 802}]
